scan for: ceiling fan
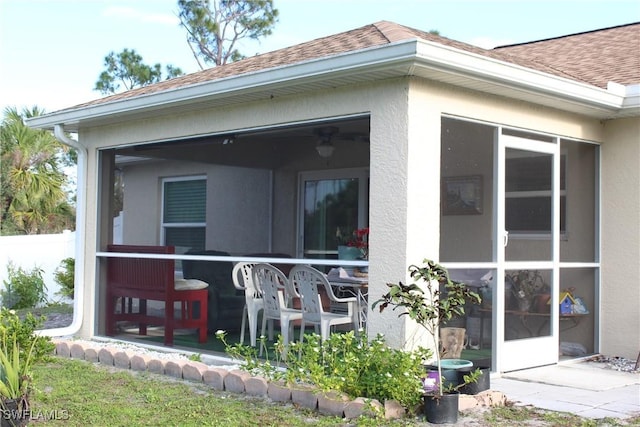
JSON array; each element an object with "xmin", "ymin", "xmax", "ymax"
[{"xmin": 313, "ymin": 126, "xmax": 369, "ymax": 158}]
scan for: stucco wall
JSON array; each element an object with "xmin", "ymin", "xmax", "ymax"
[
  {"xmin": 600, "ymin": 117, "xmax": 640, "ymax": 360},
  {"xmin": 121, "ymin": 160, "xmax": 272, "ymax": 254},
  {"xmin": 77, "ymin": 79, "xmax": 420, "ymax": 345},
  {"xmin": 72, "ymin": 73, "xmax": 638, "ymax": 361}
]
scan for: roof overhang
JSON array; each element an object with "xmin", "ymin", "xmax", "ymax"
[{"xmin": 27, "ymin": 39, "xmax": 638, "ymax": 133}]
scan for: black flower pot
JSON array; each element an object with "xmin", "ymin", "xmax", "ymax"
[
  {"xmin": 423, "ymin": 392, "xmax": 459, "ymax": 424},
  {"xmin": 1, "ymin": 397, "xmax": 29, "ymax": 427},
  {"xmin": 458, "ymin": 365, "xmax": 491, "ymax": 395}
]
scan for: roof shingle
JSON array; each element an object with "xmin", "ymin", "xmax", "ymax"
[
  {"xmin": 495, "ymin": 22, "xmax": 640, "ymax": 88},
  {"xmin": 76, "ymin": 21, "xmax": 640, "ymax": 109}
]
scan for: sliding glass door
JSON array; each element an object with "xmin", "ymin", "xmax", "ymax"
[{"xmin": 298, "ymin": 169, "xmax": 368, "ymax": 259}]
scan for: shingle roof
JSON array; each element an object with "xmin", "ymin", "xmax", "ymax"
[
  {"xmin": 494, "ymin": 22, "xmax": 640, "ymax": 89},
  {"xmin": 77, "ymin": 21, "xmax": 639, "ymax": 109}
]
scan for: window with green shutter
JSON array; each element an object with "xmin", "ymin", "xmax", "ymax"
[{"xmin": 162, "ymin": 177, "xmax": 206, "ymax": 252}]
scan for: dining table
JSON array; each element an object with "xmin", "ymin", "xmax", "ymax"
[{"xmin": 327, "ymin": 267, "xmax": 369, "ymax": 330}]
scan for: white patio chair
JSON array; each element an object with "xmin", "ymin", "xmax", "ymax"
[
  {"xmin": 252, "ymin": 263, "xmax": 302, "ymax": 355},
  {"xmin": 289, "ymin": 265, "xmax": 359, "ymax": 343},
  {"xmin": 232, "ymin": 262, "xmax": 264, "ymax": 347}
]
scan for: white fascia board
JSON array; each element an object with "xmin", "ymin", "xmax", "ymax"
[
  {"xmin": 26, "ymin": 42, "xmax": 419, "ymax": 131},
  {"xmin": 27, "ymin": 38, "xmax": 634, "ymax": 131},
  {"xmin": 616, "ymin": 84, "xmax": 640, "ymax": 111},
  {"xmin": 413, "ymin": 39, "xmax": 626, "ymax": 113}
]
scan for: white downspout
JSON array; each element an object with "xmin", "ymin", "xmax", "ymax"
[{"xmin": 39, "ymin": 125, "xmax": 87, "ymax": 337}]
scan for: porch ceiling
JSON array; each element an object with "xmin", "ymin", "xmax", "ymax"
[{"xmin": 115, "ymin": 117, "xmax": 371, "ymax": 169}]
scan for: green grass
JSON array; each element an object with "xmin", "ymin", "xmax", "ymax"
[
  {"xmin": 27, "ymin": 358, "xmax": 640, "ymax": 427},
  {"xmin": 30, "ymin": 358, "xmax": 350, "ymax": 427},
  {"xmin": 16, "ymin": 302, "xmax": 74, "ymax": 318}
]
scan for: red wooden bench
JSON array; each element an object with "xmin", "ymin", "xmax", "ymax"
[{"xmin": 105, "ymin": 244, "xmax": 208, "ymax": 346}]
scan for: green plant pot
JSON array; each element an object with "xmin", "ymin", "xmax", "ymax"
[
  {"xmin": 338, "ymin": 246, "xmax": 361, "ymax": 274},
  {"xmin": 423, "ymin": 392, "xmax": 459, "ymax": 424},
  {"xmin": 439, "ymin": 359, "xmax": 473, "ymax": 389},
  {"xmin": 337, "ymin": 246, "xmax": 361, "ymax": 260}
]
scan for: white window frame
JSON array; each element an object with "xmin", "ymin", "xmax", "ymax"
[{"xmin": 297, "ymin": 168, "xmax": 369, "ymax": 258}]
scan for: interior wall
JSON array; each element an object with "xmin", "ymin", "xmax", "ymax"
[
  {"xmin": 121, "ymin": 159, "xmax": 272, "ymax": 254},
  {"xmin": 439, "ymin": 118, "xmax": 495, "ymax": 262}
]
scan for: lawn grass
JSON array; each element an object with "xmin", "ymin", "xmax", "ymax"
[
  {"xmin": 28, "ymin": 357, "xmax": 640, "ymax": 427},
  {"xmin": 30, "ymin": 358, "xmax": 355, "ymax": 427}
]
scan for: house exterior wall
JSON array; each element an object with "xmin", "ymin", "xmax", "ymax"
[
  {"xmin": 600, "ymin": 117, "xmax": 640, "ymax": 360},
  {"xmin": 72, "ymin": 74, "xmax": 637, "ymax": 361},
  {"xmin": 76, "ymin": 78, "xmax": 419, "ymax": 344}
]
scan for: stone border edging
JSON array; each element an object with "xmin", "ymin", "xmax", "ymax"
[{"xmin": 53, "ymin": 339, "xmax": 506, "ymax": 420}]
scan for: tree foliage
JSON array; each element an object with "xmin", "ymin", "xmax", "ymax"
[
  {"xmin": 94, "ymin": 49, "xmax": 184, "ymax": 95},
  {"xmin": 0, "ymin": 107, "xmax": 75, "ymax": 235},
  {"xmin": 178, "ymin": 0, "xmax": 279, "ymax": 69}
]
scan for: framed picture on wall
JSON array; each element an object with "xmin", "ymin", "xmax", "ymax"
[{"xmin": 442, "ymin": 175, "xmax": 483, "ymax": 215}]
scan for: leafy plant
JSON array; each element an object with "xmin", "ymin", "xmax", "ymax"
[
  {"xmin": 0, "ymin": 308, "xmax": 54, "ymax": 365},
  {"xmin": 506, "ymin": 270, "xmax": 549, "ymax": 311},
  {"xmin": 188, "ymin": 353, "xmax": 202, "ymax": 362},
  {"xmin": 1, "ymin": 261, "xmax": 48, "ymax": 309},
  {"xmin": 54, "ymin": 257, "xmax": 75, "ymax": 299},
  {"xmin": 217, "ymin": 329, "xmax": 432, "ymax": 411},
  {"xmin": 286, "ymin": 331, "xmax": 431, "ymax": 409},
  {"xmin": 0, "ymin": 334, "xmax": 37, "ymax": 400},
  {"xmin": 335, "ymin": 227, "xmax": 369, "ymax": 259},
  {"xmin": 373, "ymin": 259, "xmax": 481, "ymax": 397},
  {"xmin": 215, "ymin": 331, "xmax": 285, "ymax": 381}
]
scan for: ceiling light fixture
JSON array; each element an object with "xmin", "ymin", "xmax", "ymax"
[{"xmin": 315, "ymin": 126, "xmax": 338, "ymax": 158}]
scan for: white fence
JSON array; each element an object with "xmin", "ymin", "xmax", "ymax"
[{"xmin": 0, "ymin": 231, "xmax": 75, "ymax": 304}]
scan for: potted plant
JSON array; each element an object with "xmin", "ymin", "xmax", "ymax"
[
  {"xmin": 374, "ymin": 259, "xmax": 481, "ymax": 424},
  {"xmin": 0, "ymin": 335, "xmax": 37, "ymax": 427},
  {"xmin": 335, "ymin": 227, "xmax": 369, "ymax": 260},
  {"xmin": 506, "ymin": 270, "xmax": 549, "ymax": 312},
  {"xmin": 336, "ymin": 227, "xmax": 369, "ymax": 275}
]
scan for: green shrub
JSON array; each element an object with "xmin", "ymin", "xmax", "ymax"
[
  {"xmin": 286, "ymin": 332, "xmax": 431, "ymax": 410},
  {"xmin": 217, "ymin": 330, "xmax": 432, "ymax": 411},
  {"xmin": 0, "ymin": 308, "xmax": 54, "ymax": 365},
  {"xmin": 54, "ymin": 257, "xmax": 75, "ymax": 299},
  {"xmin": 1, "ymin": 262, "xmax": 48, "ymax": 309}
]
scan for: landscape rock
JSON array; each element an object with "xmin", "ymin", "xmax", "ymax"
[
  {"xmin": 245, "ymin": 376, "xmax": 269, "ymax": 397},
  {"xmin": 344, "ymin": 397, "xmax": 383, "ymax": 419},
  {"xmin": 267, "ymin": 381, "xmax": 291, "ymax": 402},
  {"xmin": 225, "ymin": 369, "xmax": 251, "ymax": 394},
  {"xmin": 182, "ymin": 361, "xmax": 209, "ymax": 382},
  {"xmin": 203, "ymin": 368, "xmax": 228, "ymax": 391}
]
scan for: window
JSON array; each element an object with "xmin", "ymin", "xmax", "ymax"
[
  {"xmin": 505, "ymin": 154, "xmax": 566, "ymax": 234},
  {"xmin": 161, "ymin": 176, "xmax": 206, "ymax": 251},
  {"xmin": 299, "ymin": 169, "xmax": 369, "ymax": 258}
]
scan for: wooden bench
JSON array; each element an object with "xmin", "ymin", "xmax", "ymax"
[{"xmin": 105, "ymin": 244, "xmax": 208, "ymax": 346}]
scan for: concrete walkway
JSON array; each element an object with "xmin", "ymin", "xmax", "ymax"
[{"xmin": 492, "ymin": 362, "xmax": 640, "ymax": 419}]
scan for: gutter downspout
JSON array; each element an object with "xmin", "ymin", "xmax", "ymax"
[{"xmin": 39, "ymin": 125, "xmax": 87, "ymax": 337}]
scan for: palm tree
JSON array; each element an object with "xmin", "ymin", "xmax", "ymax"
[{"xmin": 0, "ymin": 107, "xmax": 75, "ymax": 235}]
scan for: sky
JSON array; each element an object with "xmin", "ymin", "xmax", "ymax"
[{"xmin": 1, "ymin": 0, "xmax": 639, "ymax": 115}]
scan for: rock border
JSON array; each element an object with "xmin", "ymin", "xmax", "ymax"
[{"xmin": 53, "ymin": 339, "xmax": 506, "ymax": 420}]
